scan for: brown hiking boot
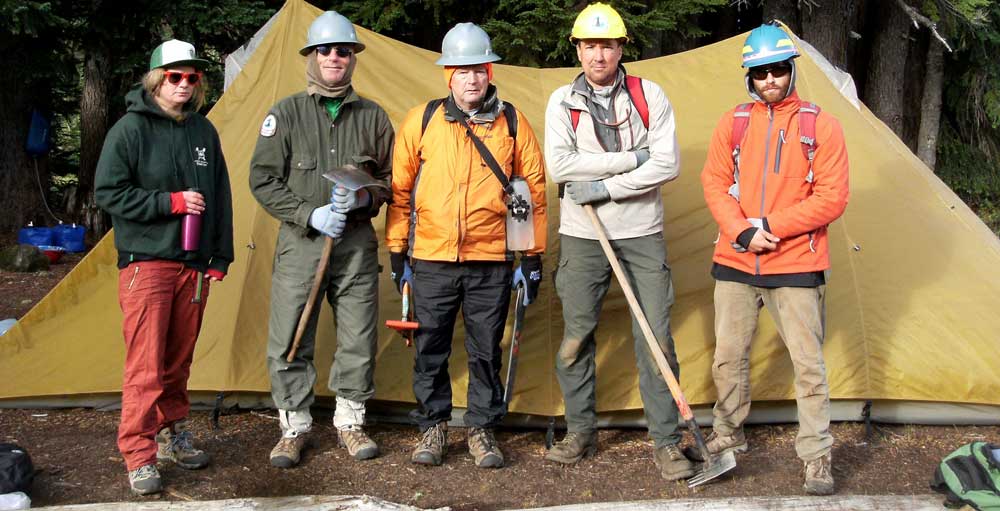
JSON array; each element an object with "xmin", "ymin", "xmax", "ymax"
[
  {"xmin": 705, "ymin": 429, "xmax": 748, "ymax": 456},
  {"xmin": 467, "ymin": 427, "xmax": 504, "ymax": 468},
  {"xmin": 544, "ymin": 431, "xmax": 597, "ymax": 464},
  {"xmin": 338, "ymin": 427, "xmax": 379, "ymax": 460},
  {"xmin": 156, "ymin": 419, "xmax": 211, "ymax": 469},
  {"xmin": 269, "ymin": 434, "xmax": 309, "ymax": 468},
  {"xmin": 411, "ymin": 422, "xmax": 447, "ymax": 466},
  {"xmin": 803, "ymin": 453, "xmax": 835, "ymax": 495},
  {"xmin": 654, "ymin": 444, "xmax": 696, "ymax": 481}
]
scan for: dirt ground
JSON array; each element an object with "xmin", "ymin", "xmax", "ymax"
[{"xmin": 0, "ymin": 241, "xmax": 995, "ymax": 510}]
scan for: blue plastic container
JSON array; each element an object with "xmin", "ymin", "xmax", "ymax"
[
  {"xmin": 17, "ymin": 225, "xmax": 53, "ymax": 247},
  {"xmin": 53, "ymin": 223, "xmax": 86, "ymax": 253}
]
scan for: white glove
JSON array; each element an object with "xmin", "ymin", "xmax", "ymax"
[
  {"xmin": 309, "ymin": 205, "xmax": 347, "ymax": 238},
  {"xmin": 332, "ymin": 185, "xmax": 371, "ymax": 213}
]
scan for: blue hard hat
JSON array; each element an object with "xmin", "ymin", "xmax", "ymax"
[{"xmin": 742, "ymin": 23, "xmax": 799, "ymax": 68}]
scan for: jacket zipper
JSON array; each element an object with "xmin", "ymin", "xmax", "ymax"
[
  {"xmin": 774, "ymin": 129, "xmax": 785, "ymax": 174},
  {"xmin": 756, "ymin": 105, "xmax": 775, "ymax": 275}
]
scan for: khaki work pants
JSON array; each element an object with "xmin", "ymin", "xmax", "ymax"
[
  {"xmin": 266, "ymin": 221, "xmax": 380, "ymax": 413},
  {"xmin": 711, "ymin": 280, "xmax": 833, "ymax": 461}
]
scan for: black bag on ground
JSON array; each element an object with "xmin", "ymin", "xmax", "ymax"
[{"xmin": 0, "ymin": 443, "xmax": 34, "ymax": 494}]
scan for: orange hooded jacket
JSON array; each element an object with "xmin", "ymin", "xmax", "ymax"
[
  {"xmin": 385, "ymin": 100, "xmax": 547, "ymax": 262},
  {"xmin": 701, "ymin": 91, "xmax": 849, "ymax": 275}
]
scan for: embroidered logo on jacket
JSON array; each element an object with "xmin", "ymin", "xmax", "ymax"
[{"xmin": 194, "ymin": 147, "xmax": 208, "ymax": 167}]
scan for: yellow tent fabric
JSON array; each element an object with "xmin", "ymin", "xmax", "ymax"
[{"xmin": 3, "ymin": 0, "xmax": 1000, "ymax": 416}]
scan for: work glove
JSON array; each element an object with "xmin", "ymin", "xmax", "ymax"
[
  {"xmin": 633, "ymin": 148, "xmax": 650, "ymax": 167},
  {"xmin": 332, "ymin": 185, "xmax": 372, "ymax": 213},
  {"xmin": 309, "ymin": 204, "xmax": 347, "ymax": 238},
  {"xmin": 565, "ymin": 180, "xmax": 610, "ymax": 205},
  {"xmin": 512, "ymin": 255, "xmax": 542, "ymax": 306},
  {"xmin": 390, "ymin": 251, "xmax": 414, "ymax": 294}
]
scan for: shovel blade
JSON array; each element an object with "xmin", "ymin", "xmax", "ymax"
[{"xmin": 687, "ymin": 450, "xmax": 736, "ymax": 488}]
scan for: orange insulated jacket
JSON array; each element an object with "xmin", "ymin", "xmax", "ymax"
[{"xmin": 701, "ymin": 91, "xmax": 849, "ymax": 275}]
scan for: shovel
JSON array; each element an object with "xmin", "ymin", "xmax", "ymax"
[
  {"xmin": 582, "ymin": 204, "xmax": 736, "ymax": 487},
  {"xmin": 286, "ymin": 165, "xmax": 389, "ymax": 363},
  {"xmin": 385, "ymin": 281, "xmax": 418, "ymax": 347}
]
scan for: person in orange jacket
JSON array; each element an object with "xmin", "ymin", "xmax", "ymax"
[
  {"xmin": 385, "ymin": 23, "xmax": 547, "ymax": 469},
  {"xmin": 700, "ymin": 22, "xmax": 849, "ymax": 495}
]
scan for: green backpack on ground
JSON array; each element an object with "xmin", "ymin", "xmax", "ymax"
[{"xmin": 931, "ymin": 441, "xmax": 1000, "ymax": 510}]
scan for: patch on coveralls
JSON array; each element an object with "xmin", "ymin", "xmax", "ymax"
[{"xmin": 260, "ymin": 114, "xmax": 277, "ymax": 137}]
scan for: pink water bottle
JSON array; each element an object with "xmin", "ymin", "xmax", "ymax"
[{"xmin": 180, "ymin": 188, "xmax": 202, "ymax": 251}]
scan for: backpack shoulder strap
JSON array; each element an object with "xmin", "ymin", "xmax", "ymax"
[
  {"xmin": 421, "ymin": 98, "xmax": 446, "ymax": 137},
  {"xmin": 502, "ymin": 101, "xmax": 518, "ymax": 139},
  {"xmin": 730, "ymin": 103, "xmax": 754, "ymax": 154},
  {"xmin": 623, "ymin": 75, "xmax": 649, "ymax": 129},
  {"xmin": 798, "ymin": 100, "xmax": 821, "ymax": 183}
]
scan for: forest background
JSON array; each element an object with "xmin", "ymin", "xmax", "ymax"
[{"xmin": 2, "ymin": 0, "xmax": 999, "ymax": 237}]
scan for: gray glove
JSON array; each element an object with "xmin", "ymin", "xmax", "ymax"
[
  {"xmin": 634, "ymin": 148, "xmax": 650, "ymax": 167},
  {"xmin": 566, "ymin": 180, "xmax": 610, "ymax": 205},
  {"xmin": 309, "ymin": 205, "xmax": 347, "ymax": 238},
  {"xmin": 332, "ymin": 185, "xmax": 371, "ymax": 213}
]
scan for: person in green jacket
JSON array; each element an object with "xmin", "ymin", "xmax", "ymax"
[
  {"xmin": 95, "ymin": 39, "xmax": 234, "ymax": 496},
  {"xmin": 249, "ymin": 11, "xmax": 394, "ymax": 468}
]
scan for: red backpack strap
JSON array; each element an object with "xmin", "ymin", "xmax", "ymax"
[
  {"xmin": 570, "ymin": 109, "xmax": 581, "ymax": 132},
  {"xmin": 798, "ymin": 101, "xmax": 821, "ymax": 183},
  {"xmin": 730, "ymin": 103, "xmax": 753, "ymax": 155},
  {"xmin": 624, "ymin": 75, "xmax": 649, "ymax": 129}
]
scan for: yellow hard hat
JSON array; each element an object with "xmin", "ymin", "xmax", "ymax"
[{"xmin": 570, "ymin": 3, "xmax": 629, "ymax": 42}]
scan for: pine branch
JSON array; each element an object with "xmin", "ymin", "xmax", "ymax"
[{"xmin": 894, "ymin": 0, "xmax": 954, "ymax": 52}]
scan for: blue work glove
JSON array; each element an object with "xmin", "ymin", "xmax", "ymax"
[
  {"xmin": 390, "ymin": 251, "xmax": 413, "ymax": 294},
  {"xmin": 309, "ymin": 204, "xmax": 347, "ymax": 238},
  {"xmin": 565, "ymin": 180, "xmax": 610, "ymax": 205},
  {"xmin": 332, "ymin": 185, "xmax": 372, "ymax": 213},
  {"xmin": 633, "ymin": 148, "xmax": 650, "ymax": 167},
  {"xmin": 512, "ymin": 255, "xmax": 542, "ymax": 306}
]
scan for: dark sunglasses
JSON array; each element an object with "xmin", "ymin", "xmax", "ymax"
[
  {"xmin": 315, "ymin": 45, "xmax": 353, "ymax": 58},
  {"xmin": 749, "ymin": 64, "xmax": 791, "ymax": 81},
  {"xmin": 164, "ymin": 71, "xmax": 202, "ymax": 85}
]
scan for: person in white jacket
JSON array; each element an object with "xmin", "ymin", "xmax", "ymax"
[{"xmin": 542, "ymin": 2, "xmax": 693, "ymax": 481}]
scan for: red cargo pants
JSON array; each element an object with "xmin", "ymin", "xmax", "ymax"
[{"xmin": 116, "ymin": 260, "xmax": 209, "ymax": 470}]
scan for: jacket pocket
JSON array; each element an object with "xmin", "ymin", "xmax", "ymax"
[{"xmin": 288, "ymin": 156, "xmax": 319, "ymax": 202}]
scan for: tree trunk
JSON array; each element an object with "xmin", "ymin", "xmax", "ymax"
[
  {"xmin": 75, "ymin": 44, "xmax": 113, "ymax": 234},
  {"xmin": 863, "ymin": 0, "xmax": 911, "ymax": 138},
  {"xmin": 763, "ymin": 0, "xmax": 801, "ymax": 36},
  {"xmin": 917, "ymin": 41, "xmax": 945, "ymax": 170},
  {"xmin": 799, "ymin": 0, "xmax": 860, "ymax": 69},
  {"xmin": 0, "ymin": 53, "xmax": 48, "ymax": 232}
]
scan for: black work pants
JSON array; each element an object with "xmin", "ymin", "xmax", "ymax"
[{"xmin": 409, "ymin": 260, "xmax": 512, "ymax": 431}]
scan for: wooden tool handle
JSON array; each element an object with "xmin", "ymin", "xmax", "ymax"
[
  {"xmin": 287, "ymin": 236, "xmax": 335, "ymax": 363},
  {"xmin": 582, "ymin": 205, "xmax": 694, "ymax": 421}
]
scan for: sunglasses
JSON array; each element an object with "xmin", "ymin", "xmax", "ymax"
[
  {"xmin": 749, "ymin": 64, "xmax": 792, "ymax": 81},
  {"xmin": 164, "ymin": 71, "xmax": 202, "ymax": 85},
  {"xmin": 315, "ymin": 45, "xmax": 353, "ymax": 58}
]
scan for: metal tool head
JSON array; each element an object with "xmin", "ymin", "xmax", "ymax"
[
  {"xmin": 687, "ymin": 450, "xmax": 737, "ymax": 488},
  {"xmin": 322, "ymin": 164, "xmax": 389, "ymax": 191}
]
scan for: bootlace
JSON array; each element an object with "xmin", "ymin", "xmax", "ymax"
[
  {"xmin": 131, "ymin": 464, "xmax": 157, "ymax": 481},
  {"xmin": 171, "ymin": 429, "xmax": 195, "ymax": 452},
  {"xmin": 471, "ymin": 428, "xmax": 497, "ymax": 452},
  {"xmin": 418, "ymin": 425, "xmax": 443, "ymax": 449}
]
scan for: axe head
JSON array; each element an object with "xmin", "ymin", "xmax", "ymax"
[{"xmin": 322, "ymin": 164, "xmax": 389, "ymax": 191}]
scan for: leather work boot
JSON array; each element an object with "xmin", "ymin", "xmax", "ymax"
[
  {"xmin": 803, "ymin": 452, "xmax": 835, "ymax": 495},
  {"xmin": 338, "ymin": 426, "xmax": 379, "ymax": 460},
  {"xmin": 127, "ymin": 463, "xmax": 162, "ymax": 495},
  {"xmin": 654, "ymin": 444, "xmax": 696, "ymax": 481},
  {"xmin": 467, "ymin": 427, "xmax": 504, "ymax": 468},
  {"xmin": 544, "ymin": 431, "xmax": 597, "ymax": 464},
  {"xmin": 411, "ymin": 422, "xmax": 448, "ymax": 466},
  {"xmin": 269, "ymin": 434, "xmax": 310, "ymax": 468},
  {"xmin": 705, "ymin": 429, "xmax": 748, "ymax": 456},
  {"xmin": 156, "ymin": 419, "xmax": 211, "ymax": 469}
]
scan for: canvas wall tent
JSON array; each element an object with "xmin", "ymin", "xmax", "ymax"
[{"xmin": 3, "ymin": 0, "xmax": 999, "ymax": 425}]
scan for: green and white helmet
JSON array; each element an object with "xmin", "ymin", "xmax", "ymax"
[{"xmin": 149, "ymin": 39, "xmax": 209, "ymax": 71}]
